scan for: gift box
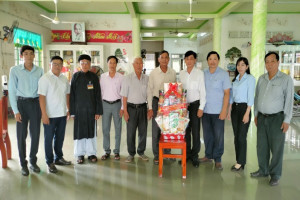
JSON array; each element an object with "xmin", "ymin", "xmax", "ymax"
[{"xmin": 155, "ymin": 82, "xmax": 189, "ymax": 140}]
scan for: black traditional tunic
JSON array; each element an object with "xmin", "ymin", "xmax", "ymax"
[{"xmin": 70, "ymin": 71, "xmax": 103, "ymax": 140}]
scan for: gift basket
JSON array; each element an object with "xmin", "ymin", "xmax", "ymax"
[{"xmin": 155, "ymin": 83, "xmax": 189, "ymax": 140}]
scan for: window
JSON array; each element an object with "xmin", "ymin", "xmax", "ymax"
[
  {"xmin": 14, "ymin": 28, "xmax": 42, "ymax": 67},
  {"xmin": 144, "ymin": 53, "xmax": 155, "ymax": 75}
]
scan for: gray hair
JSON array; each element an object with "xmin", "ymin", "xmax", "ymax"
[{"xmin": 132, "ymin": 57, "xmax": 143, "ymax": 64}]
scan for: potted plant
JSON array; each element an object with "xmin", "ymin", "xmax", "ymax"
[{"xmin": 225, "ymin": 47, "xmax": 242, "ymax": 71}]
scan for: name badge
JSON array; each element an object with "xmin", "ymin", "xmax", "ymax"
[{"xmin": 87, "ymin": 81, "xmax": 94, "ymax": 90}]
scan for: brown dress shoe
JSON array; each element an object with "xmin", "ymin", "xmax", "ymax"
[
  {"xmin": 199, "ymin": 157, "xmax": 213, "ymax": 163},
  {"xmin": 215, "ymin": 162, "xmax": 223, "ymax": 170}
]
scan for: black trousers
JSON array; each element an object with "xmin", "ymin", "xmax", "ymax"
[
  {"xmin": 127, "ymin": 103, "xmax": 147, "ymax": 156},
  {"xmin": 16, "ymin": 98, "xmax": 41, "ymax": 167},
  {"xmin": 152, "ymin": 97, "xmax": 170, "ymax": 159},
  {"xmin": 185, "ymin": 100, "xmax": 200, "ymax": 160},
  {"xmin": 230, "ymin": 103, "xmax": 251, "ymax": 165}
]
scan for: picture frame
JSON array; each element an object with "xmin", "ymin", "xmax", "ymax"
[{"xmin": 71, "ymin": 22, "xmax": 86, "ymax": 43}]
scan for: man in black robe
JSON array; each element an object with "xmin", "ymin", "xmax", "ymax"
[{"xmin": 70, "ymin": 54, "xmax": 103, "ymax": 164}]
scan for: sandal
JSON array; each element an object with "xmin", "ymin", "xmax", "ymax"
[
  {"xmin": 154, "ymin": 159, "xmax": 159, "ymax": 165},
  {"xmin": 88, "ymin": 155, "xmax": 98, "ymax": 163},
  {"xmin": 114, "ymin": 153, "xmax": 120, "ymax": 160},
  {"xmin": 77, "ymin": 156, "xmax": 84, "ymax": 164},
  {"xmin": 101, "ymin": 153, "xmax": 110, "ymax": 160}
]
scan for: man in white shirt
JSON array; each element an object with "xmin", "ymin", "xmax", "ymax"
[
  {"xmin": 179, "ymin": 50, "xmax": 206, "ymax": 168},
  {"xmin": 147, "ymin": 50, "xmax": 176, "ymax": 165},
  {"xmin": 38, "ymin": 56, "xmax": 71, "ymax": 173}
]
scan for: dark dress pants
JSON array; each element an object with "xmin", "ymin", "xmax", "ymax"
[
  {"xmin": 43, "ymin": 116, "xmax": 67, "ymax": 165},
  {"xmin": 16, "ymin": 98, "xmax": 41, "ymax": 167},
  {"xmin": 231, "ymin": 103, "xmax": 251, "ymax": 166},
  {"xmin": 127, "ymin": 104, "xmax": 147, "ymax": 156},
  {"xmin": 257, "ymin": 112, "xmax": 285, "ymax": 179},
  {"xmin": 202, "ymin": 113, "xmax": 224, "ymax": 163},
  {"xmin": 152, "ymin": 97, "xmax": 170, "ymax": 159},
  {"xmin": 185, "ymin": 100, "xmax": 200, "ymax": 161}
]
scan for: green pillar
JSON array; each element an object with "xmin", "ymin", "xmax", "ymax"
[
  {"xmin": 251, "ymin": 0, "xmax": 268, "ymax": 79},
  {"xmin": 132, "ymin": 14, "xmax": 141, "ymax": 57},
  {"xmin": 213, "ymin": 17, "xmax": 221, "ymax": 54}
]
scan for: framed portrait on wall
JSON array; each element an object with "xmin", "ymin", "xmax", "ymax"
[{"xmin": 71, "ymin": 23, "xmax": 85, "ymax": 42}]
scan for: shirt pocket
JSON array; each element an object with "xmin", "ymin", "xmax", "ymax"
[
  {"xmin": 189, "ymin": 81, "xmax": 199, "ymax": 90},
  {"xmin": 212, "ymin": 79, "xmax": 222, "ymax": 89},
  {"xmin": 271, "ymin": 82, "xmax": 283, "ymax": 96}
]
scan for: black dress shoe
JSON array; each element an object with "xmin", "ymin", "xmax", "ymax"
[
  {"xmin": 231, "ymin": 164, "xmax": 244, "ymax": 171},
  {"xmin": 30, "ymin": 164, "xmax": 40, "ymax": 173},
  {"xmin": 192, "ymin": 159, "xmax": 199, "ymax": 168},
  {"xmin": 55, "ymin": 158, "xmax": 71, "ymax": 165},
  {"xmin": 250, "ymin": 170, "xmax": 268, "ymax": 177},
  {"xmin": 21, "ymin": 166, "xmax": 29, "ymax": 176},
  {"xmin": 48, "ymin": 163, "xmax": 58, "ymax": 173},
  {"xmin": 269, "ymin": 178, "xmax": 279, "ymax": 186}
]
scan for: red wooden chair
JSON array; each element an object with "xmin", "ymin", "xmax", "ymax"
[
  {"xmin": 0, "ymin": 95, "xmax": 12, "ymax": 168},
  {"xmin": 158, "ymin": 135, "xmax": 186, "ymax": 179}
]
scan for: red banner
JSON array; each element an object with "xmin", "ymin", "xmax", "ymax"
[{"xmin": 51, "ymin": 30, "xmax": 132, "ymax": 43}]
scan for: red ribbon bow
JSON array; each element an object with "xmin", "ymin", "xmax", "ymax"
[{"xmin": 164, "ymin": 83, "xmax": 181, "ymax": 98}]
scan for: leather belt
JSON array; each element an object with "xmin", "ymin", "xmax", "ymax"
[
  {"xmin": 259, "ymin": 111, "xmax": 283, "ymax": 117},
  {"xmin": 189, "ymin": 100, "xmax": 199, "ymax": 105},
  {"xmin": 17, "ymin": 96, "xmax": 38, "ymax": 101},
  {"xmin": 127, "ymin": 102, "xmax": 147, "ymax": 109},
  {"xmin": 233, "ymin": 102, "xmax": 247, "ymax": 106},
  {"xmin": 103, "ymin": 99, "xmax": 121, "ymax": 104}
]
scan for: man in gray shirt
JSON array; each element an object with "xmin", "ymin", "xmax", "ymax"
[
  {"xmin": 250, "ymin": 52, "xmax": 294, "ymax": 186},
  {"xmin": 121, "ymin": 57, "xmax": 149, "ymax": 163}
]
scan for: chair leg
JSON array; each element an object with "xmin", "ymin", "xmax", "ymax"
[
  {"xmin": 0, "ymin": 139, "xmax": 7, "ymax": 168},
  {"xmin": 182, "ymin": 146, "xmax": 186, "ymax": 179},
  {"xmin": 159, "ymin": 145, "xmax": 163, "ymax": 178},
  {"xmin": 4, "ymin": 132, "xmax": 11, "ymax": 160}
]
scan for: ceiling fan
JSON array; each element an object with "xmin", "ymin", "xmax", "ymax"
[
  {"xmin": 169, "ymin": 19, "xmax": 189, "ymax": 37},
  {"xmin": 40, "ymin": 0, "xmax": 75, "ymax": 24},
  {"xmin": 181, "ymin": 0, "xmax": 196, "ymax": 22}
]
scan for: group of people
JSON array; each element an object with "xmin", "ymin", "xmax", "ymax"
[{"xmin": 8, "ymin": 45, "xmax": 293, "ymax": 187}]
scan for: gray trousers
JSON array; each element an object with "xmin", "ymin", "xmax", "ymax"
[
  {"xmin": 126, "ymin": 104, "xmax": 147, "ymax": 156},
  {"xmin": 257, "ymin": 112, "xmax": 285, "ymax": 179},
  {"xmin": 16, "ymin": 98, "xmax": 41, "ymax": 167},
  {"xmin": 102, "ymin": 101, "xmax": 122, "ymax": 154}
]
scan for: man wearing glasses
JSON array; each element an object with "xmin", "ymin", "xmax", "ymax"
[{"xmin": 38, "ymin": 56, "xmax": 71, "ymax": 173}]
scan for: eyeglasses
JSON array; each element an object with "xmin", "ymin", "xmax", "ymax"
[
  {"xmin": 80, "ymin": 61, "xmax": 90, "ymax": 65},
  {"xmin": 52, "ymin": 63, "xmax": 63, "ymax": 67}
]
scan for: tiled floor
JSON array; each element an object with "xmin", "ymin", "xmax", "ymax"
[{"xmin": 1, "ymin": 117, "xmax": 300, "ymax": 200}]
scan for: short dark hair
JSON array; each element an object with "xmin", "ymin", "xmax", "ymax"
[
  {"xmin": 107, "ymin": 55, "xmax": 119, "ymax": 63},
  {"xmin": 20, "ymin": 45, "xmax": 34, "ymax": 55},
  {"xmin": 206, "ymin": 51, "xmax": 220, "ymax": 60},
  {"xmin": 184, "ymin": 50, "xmax": 197, "ymax": 59},
  {"xmin": 265, "ymin": 52, "xmax": 279, "ymax": 61},
  {"xmin": 51, "ymin": 56, "xmax": 63, "ymax": 63},
  {"xmin": 232, "ymin": 57, "xmax": 251, "ymax": 82},
  {"xmin": 78, "ymin": 54, "xmax": 91, "ymax": 62},
  {"xmin": 159, "ymin": 50, "xmax": 169, "ymax": 57}
]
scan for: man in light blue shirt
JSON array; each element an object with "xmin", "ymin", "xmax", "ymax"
[
  {"xmin": 8, "ymin": 45, "xmax": 43, "ymax": 176},
  {"xmin": 200, "ymin": 51, "xmax": 231, "ymax": 170}
]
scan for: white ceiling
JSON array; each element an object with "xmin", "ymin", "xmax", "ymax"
[{"xmin": 12, "ymin": 0, "xmax": 300, "ymax": 40}]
